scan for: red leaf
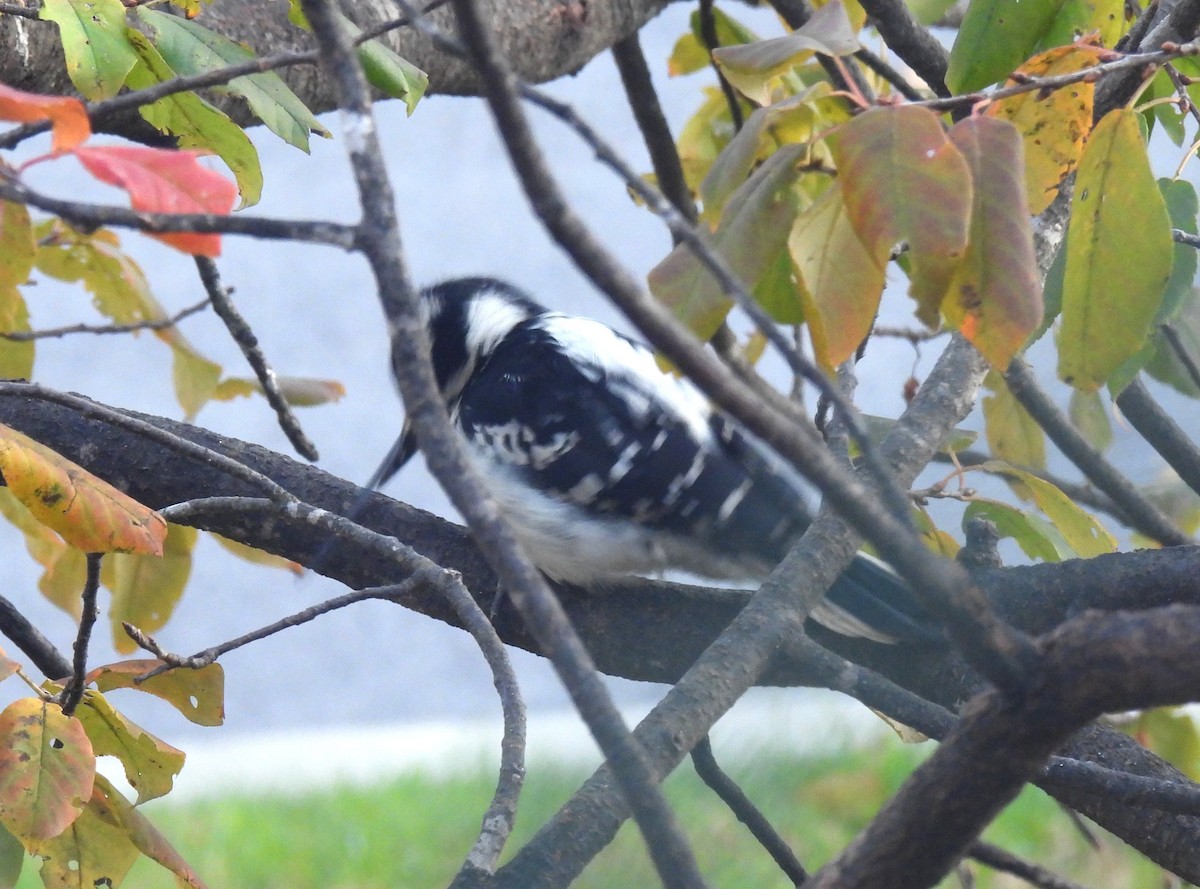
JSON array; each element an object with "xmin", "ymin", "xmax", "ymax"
[
  {"xmin": 0, "ymin": 84, "xmax": 90, "ymax": 153},
  {"xmin": 73, "ymin": 145, "xmax": 236, "ymax": 256}
]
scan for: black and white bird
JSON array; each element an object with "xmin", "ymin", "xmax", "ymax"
[{"xmin": 379, "ymin": 277, "xmax": 935, "ymax": 644}]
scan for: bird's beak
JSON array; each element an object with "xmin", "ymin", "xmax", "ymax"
[{"xmin": 369, "ymin": 421, "xmax": 419, "ymax": 490}]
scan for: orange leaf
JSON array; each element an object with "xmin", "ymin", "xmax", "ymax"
[
  {"xmin": 831, "ymin": 106, "xmax": 972, "ymax": 324},
  {"xmin": 945, "ymin": 116, "xmax": 1042, "ymax": 368},
  {"xmin": 0, "ymin": 84, "xmax": 90, "ymax": 153},
  {"xmin": 73, "ymin": 145, "xmax": 236, "ymax": 256},
  {"xmin": 0, "ymin": 423, "xmax": 166, "ymax": 555},
  {"xmin": 0, "ymin": 698, "xmax": 95, "ymax": 843}
]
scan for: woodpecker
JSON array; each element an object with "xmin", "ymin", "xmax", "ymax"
[{"xmin": 379, "ymin": 277, "xmax": 935, "ymax": 643}]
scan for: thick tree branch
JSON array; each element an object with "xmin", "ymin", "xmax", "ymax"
[
  {"xmin": 0, "ymin": 0, "xmax": 671, "ymax": 140},
  {"xmin": 0, "ymin": 386, "xmax": 1198, "ymax": 877}
]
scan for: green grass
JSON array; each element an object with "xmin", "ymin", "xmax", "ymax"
[{"xmin": 14, "ymin": 739, "xmax": 1174, "ymax": 889}]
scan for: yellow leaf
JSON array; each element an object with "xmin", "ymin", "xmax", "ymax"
[
  {"xmin": 74, "ymin": 691, "xmax": 185, "ymax": 804},
  {"xmin": 98, "ymin": 773, "xmax": 208, "ymax": 888},
  {"xmin": 981, "ymin": 373, "xmax": 1046, "ymax": 470},
  {"xmin": 986, "ymin": 45, "xmax": 1106, "ymax": 214},
  {"xmin": 0, "ymin": 424, "xmax": 165, "ymax": 555},
  {"xmin": 211, "ymin": 532, "xmax": 303, "ymax": 574},
  {"xmin": 107, "ymin": 524, "xmax": 196, "ymax": 654},
  {"xmin": 982, "ymin": 461, "xmax": 1117, "ymax": 557},
  {"xmin": 789, "ymin": 185, "xmax": 884, "ymax": 369},
  {"xmin": 90, "ymin": 661, "xmax": 224, "ymax": 727},
  {"xmin": 28, "ymin": 775, "xmax": 140, "ymax": 889}
]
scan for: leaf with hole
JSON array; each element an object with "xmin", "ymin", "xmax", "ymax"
[
  {"xmin": 0, "ymin": 698, "xmax": 95, "ymax": 843},
  {"xmin": 74, "ymin": 691, "xmax": 185, "ymax": 804},
  {"xmin": 89, "ymin": 661, "xmax": 224, "ymax": 727}
]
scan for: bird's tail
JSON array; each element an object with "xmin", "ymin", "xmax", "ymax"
[{"xmin": 816, "ymin": 553, "xmax": 942, "ymax": 644}]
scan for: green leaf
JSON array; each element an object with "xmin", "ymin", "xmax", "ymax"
[
  {"xmin": 1157, "ymin": 178, "xmax": 1200, "ymax": 324},
  {"xmin": 337, "ymin": 16, "xmax": 427, "ymax": 115},
  {"xmin": 963, "ymin": 500, "xmax": 1065, "ymax": 562},
  {"xmin": 125, "ymin": 30, "xmax": 263, "ymax": 208},
  {"xmin": 40, "ymin": 0, "xmax": 137, "ymax": 100},
  {"xmin": 947, "ymin": 0, "xmax": 1069, "ymax": 93},
  {"xmin": 668, "ymin": 32, "xmax": 712, "ymax": 77},
  {"xmin": 700, "ymin": 84, "xmax": 836, "ymax": 221},
  {"xmin": 830, "ymin": 105, "xmax": 972, "ymax": 324},
  {"xmin": 34, "ymin": 224, "xmax": 159, "ymax": 325},
  {"xmin": 171, "ymin": 340, "xmax": 223, "ymax": 420},
  {"xmin": 1041, "ymin": 0, "xmax": 1126, "ymax": 50},
  {"xmin": 1068, "ymin": 389, "xmax": 1112, "ymax": 452},
  {"xmin": 1058, "ymin": 109, "xmax": 1174, "ymax": 391},
  {"xmin": 907, "ymin": 0, "xmax": 959, "ymax": 24},
  {"xmin": 136, "ymin": 8, "xmax": 329, "ymax": 152},
  {"xmin": 0, "ymin": 202, "xmax": 34, "ymax": 381},
  {"xmin": 0, "ymin": 824, "xmax": 22, "ymax": 889},
  {"xmin": 944, "ymin": 116, "xmax": 1041, "ymax": 369},
  {"xmin": 1126, "ymin": 709, "xmax": 1200, "ymax": 781},
  {"xmin": 712, "ymin": 2, "xmax": 859, "ymax": 105},
  {"xmin": 649, "ymin": 144, "xmax": 805, "ymax": 341},
  {"xmin": 982, "ymin": 373, "xmax": 1045, "ymax": 470},
  {"xmin": 1144, "ymin": 286, "xmax": 1200, "ymax": 397},
  {"xmin": 984, "ymin": 461, "xmax": 1117, "ymax": 557}
]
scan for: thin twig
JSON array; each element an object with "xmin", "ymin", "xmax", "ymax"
[
  {"xmin": 1004, "ymin": 360, "xmax": 1190, "ymax": 546},
  {"xmin": 1159, "ymin": 321, "xmax": 1200, "ymax": 390},
  {"xmin": 0, "ymin": 298, "xmax": 209, "ymax": 341},
  {"xmin": 858, "ymin": 0, "xmax": 950, "ymax": 98},
  {"xmin": 698, "ymin": 0, "xmax": 745, "ymax": 131},
  {"xmin": 193, "ymin": 257, "xmax": 319, "ymax": 461},
  {"xmin": 158, "ymin": 493, "xmax": 526, "ymax": 873},
  {"xmin": 967, "ymin": 841, "xmax": 1091, "ymax": 889},
  {"xmin": 919, "ymin": 41, "xmax": 1200, "ymax": 113},
  {"xmin": 610, "ymin": 35, "xmax": 698, "ymax": 226},
  {"xmin": 0, "ymin": 178, "xmax": 359, "ymax": 250},
  {"xmin": 691, "ymin": 737, "xmax": 808, "ymax": 885},
  {"xmin": 1174, "ymin": 228, "xmax": 1200, "ymax": 249},
  {"xmin": 58, "ymin": 553, "xmax": 101, "ymax": 717}
]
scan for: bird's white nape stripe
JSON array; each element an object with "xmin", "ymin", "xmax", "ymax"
[
  {"xmin": 465, "ymin": 290, "xmax": 535, "ymax": 359},
  {"xmin": 537, "ymin": 315, "xmax": 715, "ymax": 442}
]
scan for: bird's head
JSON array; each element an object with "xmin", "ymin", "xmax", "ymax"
[{"xmin": 382, "ymin": 277, "xmax": 543, "ymax": 481}]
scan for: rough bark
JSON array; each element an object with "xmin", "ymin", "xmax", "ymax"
[{"xmin": 1, "ymin": 0, "xmax": 671, "ymax": 137}]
